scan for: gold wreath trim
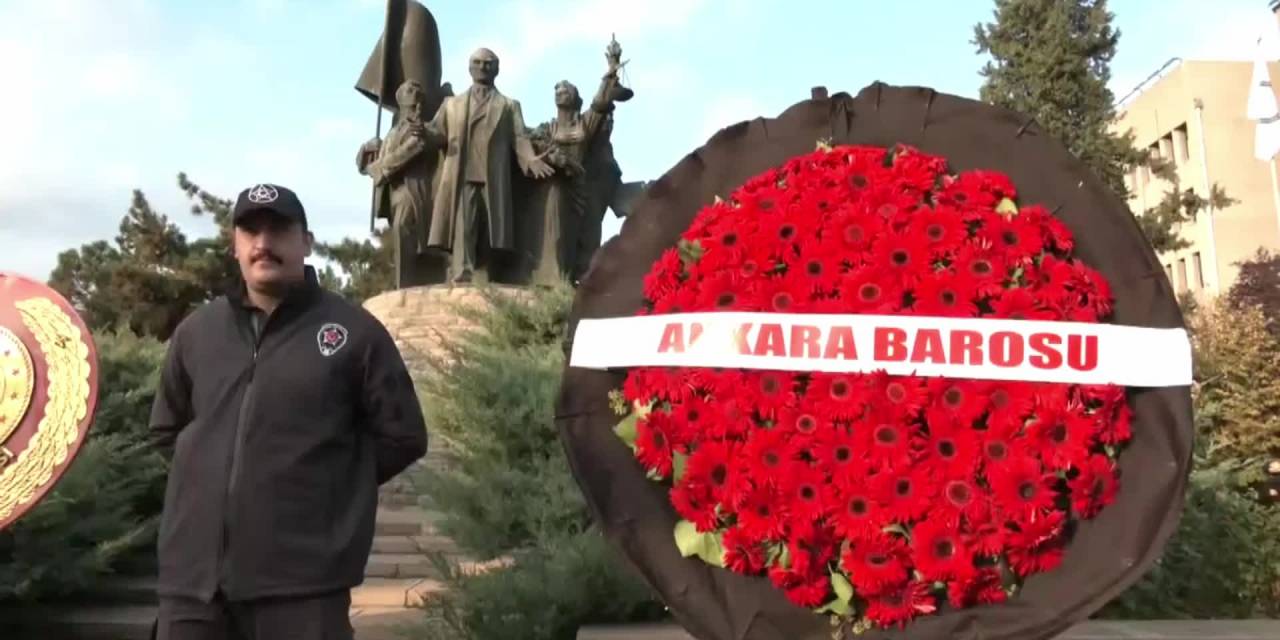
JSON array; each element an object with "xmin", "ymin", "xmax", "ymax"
[{"xmin": 0, "ymin": 297, "xmax": 92, "ymax": 521}]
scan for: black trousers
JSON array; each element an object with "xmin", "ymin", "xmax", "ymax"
[{"xmin": 156, "ymin": 590, "xmax": 353, "ymax": 640}]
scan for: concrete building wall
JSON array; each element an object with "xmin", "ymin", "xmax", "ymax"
[{"xmin": 1113, "ymin": 59, "xmax": 1280, "ymax": 299}]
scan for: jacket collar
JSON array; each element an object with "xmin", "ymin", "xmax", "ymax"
[{"xmin": 227, "ymin": 264, "xmax": 322, "ymax": 312}]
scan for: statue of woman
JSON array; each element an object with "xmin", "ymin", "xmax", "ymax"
[{"xmin": 528, "ymin": 38, "xmax": 633, "ymax": 286}]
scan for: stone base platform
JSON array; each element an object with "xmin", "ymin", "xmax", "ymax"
[{"xmin": 362, "ymin": 283, "xmax": 533, "ymax": 375}]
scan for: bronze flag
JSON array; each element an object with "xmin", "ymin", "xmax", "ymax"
[{"xmin": 353, "ymin": 0, "xmax": 452, "ymax": 119}]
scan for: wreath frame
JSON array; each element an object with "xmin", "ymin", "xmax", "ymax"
[{"xmin": 554, "ymin": 82, "xmax": 1193, "ymax": 640}]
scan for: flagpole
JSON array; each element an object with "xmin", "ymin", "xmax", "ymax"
[{"xmin": 370, "ymin": 0, "xmax": 395, "ymax": 233}]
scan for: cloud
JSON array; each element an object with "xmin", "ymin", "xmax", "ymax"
[{"xmin": 461, "ymin": 0, "xmax": 708, "ymax": 86}]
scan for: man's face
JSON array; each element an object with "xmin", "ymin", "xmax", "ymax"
[
  {"xmin": 398, "ymin": 83, "xmax": 424, "ymax": 120},
  {"xmin": 232, "ymin": 211, "xmax": 312, "ymax": 292},
  {"xmin": 469, "ymin": 50, "xmax": 498, "ymax": 85}
]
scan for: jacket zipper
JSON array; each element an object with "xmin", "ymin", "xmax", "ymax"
[{"xmin": 219, "ymin": 311, "xmax": 269, "ymax": 595}]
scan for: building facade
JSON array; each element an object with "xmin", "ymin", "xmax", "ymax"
[{"xmin": 1113, "ymin": 58, "xmax": 1280, "ymax": 299}]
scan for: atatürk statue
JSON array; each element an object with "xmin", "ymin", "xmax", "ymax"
[
  {"xmin": 357, "ymin": 80, "xmax": 446, "ymax": 286},
  {"xmin": 424, "ymin": 48, "xmax": 553, "ymax": 284}
]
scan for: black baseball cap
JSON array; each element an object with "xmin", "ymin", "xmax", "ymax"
[{"xmin": 232, "ymin": 183, "xmax": 308, "ymax": 228}]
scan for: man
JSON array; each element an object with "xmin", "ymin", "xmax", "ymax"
[
  {"xmin": 423, "ymin": 47, "xmax": 554, "ymax": 283},
  {"xmin": 149, "ymin": 183, "xmax": 428, "ymax": 639},
  {"xmin": 358, "ymin": 79, "xmax": 447, "ymax": 287}
]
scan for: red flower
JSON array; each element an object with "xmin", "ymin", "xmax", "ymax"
[
  {"xmin": 954, "ymin": 244, "xmax": 1007, "ymax": 296},
  {"xmin": 947, "ymin": 567, "xmax": 1007, "ymax": 609},
  {"xmin": 987, "ymin": 455, "xmax": 1057, "ymax": 523},
  {"xmin": 991, "ymin": 288, "xmax": 1056, "ymax": 321},
  {"xmin": 856, "ymin": 414, "xmax": 919, "ymax": 471},
  {"xmin": 741, "ymin": 427, "xmax": 799, "ymax": 483},
  {"xmin": 1068, "ymin": 454, "xmax": 1119, "ymax": 518},
  {"xmin": 1025, "ymin": 405, "xmax": 1095, "ymax": 471},
  {"xmin": 826, "ymin": 474, "xmax": 886, "ymax": 541},
  {"xmin": 936, "ymin": 476, "xmax": 991, "ymax": 527},
  {"xmin": 864, "ymin": 372, "xmax": 929, "ymax": 420},
  {"xmin": 1006, "ymin": 511, "xmax": 1067, "ymax": 577},
  {"xmin": 670, "ymin": 479, "xmax": 719, "ymax": 532},
  {"xmin": 748, "ymin": 371, "xmax": 798, "ymax": 420},
  {"xmin": 927, "ymin": 379, "xmax": 988, "ymax": 426},
  {"xmin": 979, "ymin": 210, "xmax": 1044, "ymax": 261},
  {"xmin": 635, "ymin": 413, "xmax": 675, "ymax": 476},
  {"xmin": 912, "ymin": 270, "xmax": 980, "ymax": 317},
  {"xmin": 982, "ymin": 381, "xmax": 1037, "ymax": 432},
  {"xmin": 722, "ymin": 526, "xmax": 768, "ymax": 574},
  {"xmin": 909, "ymin": 205, "xmax": 969, "ymax": 256},
  {"xmin": 840, "ymin": 267, "xmax": 905, "ymax": 313},
  {"xmin": 872, "ymin": 464, "xmax": 937, "ymax": 523},
  {"xmin": 828, "ymin": 205, "xmax": 886, "ymax": 255},
  {"xmin": 873, "ymin": 232, "xmax": 932, "ymax": 285},
  {"xmin": 864, "ymin": 580, "xmax": 936, "ymax": 629},
  {"xmin": 911, "ymin": 514, "xmax": 974, "ymax": 581},
  {"xmin": 785, "ymin": 576, "xmax": 833, "ymax": 608},
  {"xmin": 806, "ymin": 374, "xmax": 867, "ymax": 421},
  {"xmin": 922, "ymin": 409, "xmax": 981, "ymax": 477},
  {"xmin": 841, "ymin": 532, "xmax": 910, "ymax": 597},
  {"xmin": 737, "ymin": 482, "xmax": 789, "ymax": 539},
  {"xmin": 684, "ymin": 440, "xmax": 749, "ymax": 512},
  {"xmin": 643, "ymin": 247, "xmax": 684, "ymax": 301},
  {"xmin": 781, "ymin": 462, "xmax": 829, "ymax": 524}
]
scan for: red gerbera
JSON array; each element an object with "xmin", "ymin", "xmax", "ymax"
[
  {"xmin": 737, "ymin": 482, "xmax": 789, "ymax": 539},
  {"xmin": 947, "ymin": 567, "xmax": 1008, "ymax": 609},
  {"xmin": 864, "ymin": 580, "xmax": 936, "ymax": 629},
  {"xmin": 741, "ymin": 427, "xmax": 800, "ymax": 483},
  {"xmin": 826, "ymin": 473, "xmax": 887, "ymax": 541},
  {"xmin": 987, "ymin": 455, "xmax": 1058, "ymax": 523},
  {"xmin": 722, "ymin": 526, "xmax": 768, "ymax": 574},
  {"xmin": 909, "ymin": 204, "xmax": 969, "ymax": 256},
  {"xmin": 635, "ymin": 412, "xmax": 676, "ymax": 477},
  {"xmin": 911, "ymin": 514, "xmax": 975, "ymax": 581},
  {"xmin": 1068, "ymin": 454, "xmax": 1120, "ymax": 518},
  {"xmin": 684, "ymin": 440, "xmax": 749, "ymax": 512},
  {"xmin": 872, "ymin": 464, "xmax": 937, "ymax": 523},
  {"xmin": 781, "ymin": 461, "xmax": 830, "ymax": 524},
  {"xmin": 669, "ymin": 479, "xmax": 719, "ymax": 532},
  {"xmin": 1025, "ymin": 405, "xmax": 1095, "ymax": 471},
  {"xmin": 873, "ymin": 232, "xmax": 932, "ymax": 285},
  {"xmin": 1006, "ymin": 511, "xmax": 1067, "ymax": 577},
  {"xmin": 841, "ymin": 267, "xmax": 904, "ymax": 313},
  {"xmin": 841, "ymin": 531, "xmax": 910, "ymax": 598},
  {"xmin": 912, "ymin": 269, "xmax": 980, "ymax": 317}
]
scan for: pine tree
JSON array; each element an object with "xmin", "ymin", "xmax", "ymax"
[
  {"xmin": 49, "ymin": 174, "xmax": 396, "ymax": 339},
  {"xmin": 411, "ymin": 284, "xmax": 666, "ymax": 639},
  {"xmin": 1227, "ymin": 249, "xmax": 1280, "ymax": 338},
  {"xmin": 973, "ymin": 0, "xmax": 1229, "ymax": 253},
  {"xmin": 0, "ymin": 330, "xmax": 169, "ymax": 601}
]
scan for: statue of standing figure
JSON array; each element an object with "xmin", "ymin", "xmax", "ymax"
[
  {"xmin": 353, "ymin": 9, "xmax": 646, "ymax": 288},
  {"xmin": 527, "ymin": 37, "xmax": 638, "ymax": 286}
]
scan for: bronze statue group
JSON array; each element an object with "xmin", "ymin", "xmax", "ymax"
[{"xmin": 356, "ymin": 39, "xmax": 646, "ymax": 289}]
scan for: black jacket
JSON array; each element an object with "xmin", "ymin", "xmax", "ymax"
[{"xmin": 148, "ymin": 267, "xmax": 427, "ymax": 602}]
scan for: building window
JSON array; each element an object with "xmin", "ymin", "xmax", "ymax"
[
  {"xmin": 1159, "ymin": 135, "xmax": 1174, "ymax": 162},
  {"xmin": 1177, "ymin": 258, "xmax": 1188, "ymax": 293},
  {"xmin": 1165, "ymin": 263, "xmax": 1174, "ymax": 284},
  {"xmin": 1173, "ymin": 124, "xmax": 1189, "ymax": 164},
  {"xmin": 1192, "ymin": 252, "xmax": 1204, "ymax": 289}
]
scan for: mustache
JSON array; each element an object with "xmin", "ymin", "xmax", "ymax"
[{"xmin": 250, "ymin": 250, "xmax": 282, "ymax": 264}]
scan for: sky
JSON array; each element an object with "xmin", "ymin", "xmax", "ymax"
[{"xmin": 1, "ymin": 0, "xmax": 1276, "ymax": 281}]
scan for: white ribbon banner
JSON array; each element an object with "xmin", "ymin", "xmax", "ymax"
[{"xmin": 569, "ymin": 312, "xmax": 1192, "ymax": 387}]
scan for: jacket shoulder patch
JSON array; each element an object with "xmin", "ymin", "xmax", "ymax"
[{"xmin": 317, "ymin": 322, "xmax": 349, "ymax": 357}]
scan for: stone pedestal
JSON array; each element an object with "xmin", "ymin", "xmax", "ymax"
[{"xmin": 363, "ymin": 283, "xmax": 533, "ymax": 375}]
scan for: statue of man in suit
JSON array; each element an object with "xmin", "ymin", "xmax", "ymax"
[{"xmin": 424, "ymin": 48, "xmax": 554, "ymax": 284}]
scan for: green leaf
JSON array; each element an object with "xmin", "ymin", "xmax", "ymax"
[
  {"xmin": 830, "ymin": 569, "xmax": 854, "ymax": 604},
  {"xmin": 613, "ymin": 413, "xmax": 639, "ymax": 449},
  {"xmin": 672, "ymin": 451, "xmax": 689, "ymax": 484},
  {"xmin": 673, "ymin": 520, "xmax": 725, "ymax": 567},
  {"xmin": 996, "ymin": 197, "xmax": 1019, "ymax": 217},
  {"xmin": 814, "ymin": 598, "xmax": 851, "ymax": 616},
  {"xmin": 677, "ymin": 239, "xmax": 705, "ymax": 266}
]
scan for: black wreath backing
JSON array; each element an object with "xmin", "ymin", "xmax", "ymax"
[{"xmin": 554, "ymin": 82, "xmax": 1194, "ymax": 640}]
